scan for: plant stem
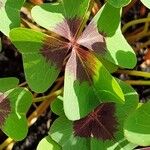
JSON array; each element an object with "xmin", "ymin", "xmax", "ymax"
[
  {"xmin": 74, "ymin": 0, "xmax": 94, "ymax": 39},
  {"xmin": 122, "ymin": 17, "xmax": 150, "ymax": 33},
  {"xmin": 126, "ymin": 80, "xmax": 150, "ymax": 85},
  {"xmin": 33, "ymin": 89, "xmax": 63, "ymax": 103},
  {"xmin": 117, "ymin": 70, "xmax": 150, "ymax": 78},
  {"xmin": 0, "ymin": 138, "xmax": 13, "ymax": 150}
]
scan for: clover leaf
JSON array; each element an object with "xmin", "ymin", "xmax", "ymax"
[
  {"xmin": 10, "ymin": 0, "xmax": 126, "ymax": 121},
  {"xmin": 92, "ymin": 3, "xmax": 137, "ymax": 68},
  {"xmin": 0, "ymin": 77, "xmax": 32, "ymax": 141},
  {"xmin": 106, "ymin": 0, "xmax": 131, "ymax": 8},
  {"xmin": 37, "ymin": 136, "xmax": 61, "ymax": 150},
  {"xmin": 0, "ymin": 0, "xmax": 24, "ymax": 36},
  {"xmin": 49, "ymin": 80, "xmax": 138, "ymax": 149},
  {"xmin": 124, "ymin": 101, "xmax": 150, "ymax": 146},
  {"xmin": 141, "ymin": 0, "xmax": 150, "ymax": 9}
]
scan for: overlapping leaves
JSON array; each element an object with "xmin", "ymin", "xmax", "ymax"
[
  {"xmin": 0, "ymin": 77, "xmax": 32, "ymax": 140},
  {"xmin": 0, "ymin": 0, "xmax": 24, "ymax": 36},
  {"xmin": 10, "ymin": 1, "xmax": 134, "ymax": 121},
  {"xmin": 49, "ymin": 80, "xmax": 138, "ymax": 150}
]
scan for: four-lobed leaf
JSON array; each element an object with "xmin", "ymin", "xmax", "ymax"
[
  {"xmin": 0, "ymin": 0, "xmax": 24, "ymax": 36},
  {"xmin": 1, "ymin": 0, "xmax": 143, "ymax": 147},
  {"xmin": 49, "ymin": 81, "xmax": 138, "ymax": 149},
  {"xmin": 10, "ymin": 1, "xmax": 126, "ymax": 121},
  {"xmin": 0, "ymin": 78, "xmax": 32, "ymax": 141}
]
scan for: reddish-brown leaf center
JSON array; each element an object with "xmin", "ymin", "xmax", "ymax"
[
  {"xmin": 0, "ymin": 92, "xmax": 11, "ymax": 127},
  {"xmin": 73, "ymin": 102, "xmax": 118, "ymax": 140}
]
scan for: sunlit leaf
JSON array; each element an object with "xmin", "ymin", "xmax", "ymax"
[
  {"xmin": 92, "ymin": 3, "xmax": 137, "ymax": 68},
  {"xmin": 64, "ymin": 48, "xmax": 124, "ymax": 120},
  {"xmin": 140, "ymin": 0, "xmax": 150, "ymax": 9},
  {"xmin": 0, "ymin": 0, "xmax": 24, "ymax": 36},
  {"xmin": 124, "ymin": 101, "xmax": 150, "ymax": 146},
  {"xmin": 31, "ymin": 0, "xmax": 90, "ymax": 37},
  {"xmin": 50, "ymin": 101, "xmax": 137, "ymax": 150},
  {"xmin": 10, "ymin": 28, "xmax": 69, "ymax": 93},
  {"xmin": 0, "ymin": 78, "xmax": 32, "ymax": 141},
  {"xmin": 37, "ymin": 136, "xmax": 61, "ymax": 150},
  {"xmin": 50, "ymin": 80, "xmax": 138, "ymax": 149}
]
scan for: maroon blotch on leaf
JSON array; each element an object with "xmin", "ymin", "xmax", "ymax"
[
  {"xmin": 40, "ymin": 17, "xmax": 106, "ymax": 83},
  {"xmin": 40, "ymin": 36, "xmax": 69, "ymax": 68},
  {"xmin": 0, "ymin": 93, "xmax": 11, "ymax": 127},
  {"xmin": 73, "ymin": 102, "xmax": 118, "ymax": 140}
]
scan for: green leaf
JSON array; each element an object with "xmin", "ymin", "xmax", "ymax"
[
  {"xmin": 31, "ymin": 0, "xmax": 90, "ymax": 35},
  {"xmin": 124, "ymin": 101, "xmax": 150, "ymax": 146},
  {"xmin": 10, "ymin": 28, "xmax": 64, "ymax": 93},
  {"xmin": 141, "ymin": 0, "xmax": 150, "ymax": 9},
  {"xmin": 0, "ymin": 77, "xmax": 19, "ymax": 92},
  {"xmin": 0, "ymin": 87, "xmax": 32, "ymax": 141},
  {"xmin": 50, "ymin": 80, "xmax": 138, "ymax": 149},
  {"xmin": 50, "ymin": 100, "xmax": 138, "ymax": 149},
  {"xmin": 106, "ymin": 0, "xmax": 131, "ymax": 8},
  {"xmin": 37, "ymin": 136, "xmax": 61, "ymax": 150},
  {"xmin": 51, "ymin": 96, "xmax": 64, "ymax": 116},
  {"xmin": 116, "ymin": 78, "xmax": 139, "ymax": 111},
  {"xmin": 64, "ymin": 50, "xmax": 124, "ymax": 120},
  {"xmin": 92, "ymin": 3, "xmax": 136, "ymax": 68},
  {"xmin": 0, "ymin": 0, "xmax": 24, "ymax": 36}
]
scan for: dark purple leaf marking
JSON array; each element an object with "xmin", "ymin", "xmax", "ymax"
[
  {"xmin": 65, "ymin": 47, "xmax": 98, "ymax": 82},
  {"xmin": 54, "ymin": 17, "xmax": 82, "ymax": 41},
  {"xmin": 40, "ymin": 36, "xmax": 70, "ymax": 68},
  {"xmin": 73, "ymin": 102, "xmax": 118, "ymax": 140},
  {"xmin": 41, "ymin": 17, "xmax": 106, "ymax": 81},
  {"xmin": 0, "ymin": 93, "xmax": 11, "ymax": 127},
  {"xmin": 77, "ymin": 21, "xmax": 106, "ymax": 55}
]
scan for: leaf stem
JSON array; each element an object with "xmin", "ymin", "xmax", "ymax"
[
  {"xmin": 117, "ymin": 70, "xmax": 150, "ymax": 78},
  {"xmin": 126, "ymin": 80, "xmax": 150, "ymax": 85},
  {"xmin": 122, "ymin": 17, "xmax": 150, "ymax": 33},
  {"xmin": 0, "ymin": 138, "xmax": 13, "ymax": 150},
  {"xmin": 32, "ymin": 89, "xmax": 63, "ymax": 103}
]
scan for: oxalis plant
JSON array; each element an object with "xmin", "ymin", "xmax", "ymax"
[{"xmin": 0, "ymin": 0, "xmax": 150, "ymax": 149}]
